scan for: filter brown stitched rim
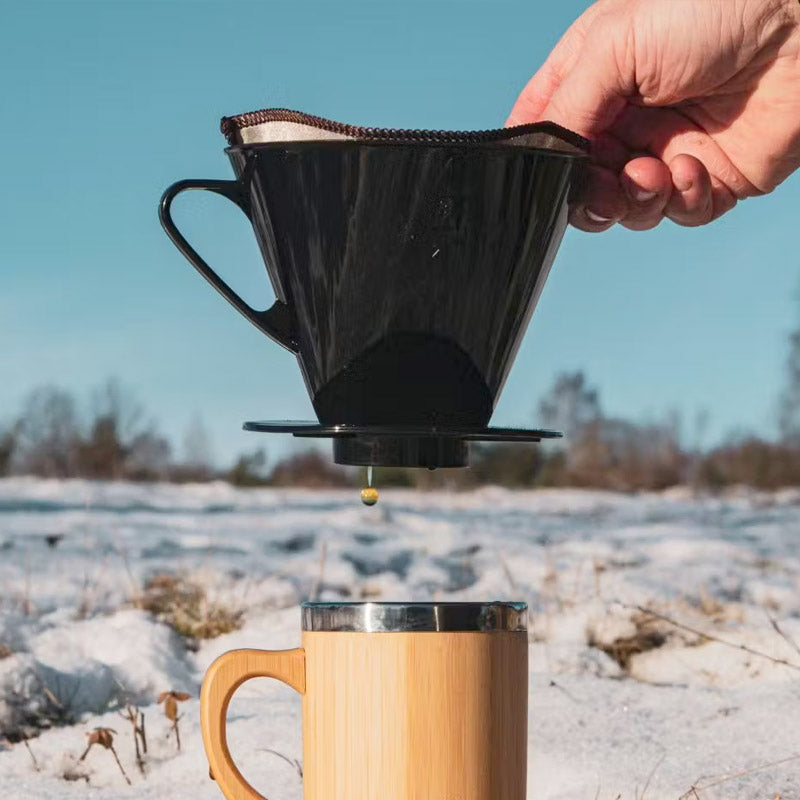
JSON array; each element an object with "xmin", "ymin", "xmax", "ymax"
[{"xmin": 220, "ymin": 107, "xmax": 589, "ymax": 152}]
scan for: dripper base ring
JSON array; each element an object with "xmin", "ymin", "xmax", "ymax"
[
  {"xmin": 243, "ymin": 421, "xmax": 562, "ymax": 469},
  {"xmin": 333, "ymin": 435, "xmax": 469, "ymax": 469}
]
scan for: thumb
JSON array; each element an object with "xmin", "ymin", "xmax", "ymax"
[{"xmin": 539, "ymin": 14, "xmax": 633, "ymax": 138}]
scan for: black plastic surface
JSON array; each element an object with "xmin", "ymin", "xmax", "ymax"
[
  {"xmin": 242, "ymin": 421, "xmax": 561, "ymax": 468},
  {"xmin": 160, "ymin": 135, "xmax": 586, "ymax": 467}
]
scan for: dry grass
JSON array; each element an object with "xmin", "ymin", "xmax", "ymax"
[
  {"xmin": 678, "ymin": 752, "xmax": 800, "ymax": 798},
  {"xmin": 587, "ymin": 611, "xmax": 671, "ymax": 670},
  {"xmin": 138, "ymin": 573, "xmax": 243, "ymax": 640}
]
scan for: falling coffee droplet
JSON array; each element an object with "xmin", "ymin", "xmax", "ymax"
[
  {"xmin": 361, "ymin": 466, "xmax": 378, "ymax": 506},
  {"xmin": 360, "ymin": 486, "xmax": 379, "ymax": 506}
]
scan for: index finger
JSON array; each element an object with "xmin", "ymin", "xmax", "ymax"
[{"xmin": 507, "ymin": 5, "xmax": 601, "ymax": 126}]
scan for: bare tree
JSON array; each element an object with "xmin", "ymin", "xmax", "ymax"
[
  {"xmin": 78, "ymin": 379, "xmax": 167, "ymax": 480},
  {"xmin": 779, "ymin": 323, "xmax": 800, "ymax": 443},
  {"xmin": 538, "ymin": 371, "xmax": 602, "ymax": 435},
  {"xmin": 125, "ymin": 431, "xmax": 172, "ymax": 481},
  {"xmin": 182, "ymin": 415, "xmax": 214, "ymax": 475},
  {"xmin": 12, "ymin": 386, "xmax": 80, "ymax": 476},
  {"xmin": 90, "ymin": 378, "xmax": 145, "ymax": 445},
  {"xmin": 228, "ymin": 448, "xmax": 269, "ymax": 487},
  {"xmin": 0, "ymin": 426, "xmax": 16, "ymax": 476}
]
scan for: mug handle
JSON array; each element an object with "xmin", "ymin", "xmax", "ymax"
[
  {"xmin": 201, "ymin": 648, "xmax": 306, "ymax": 800},
  {"xmin": 159, "ymin": 179, "xmax": 299, "ymax": 353}
]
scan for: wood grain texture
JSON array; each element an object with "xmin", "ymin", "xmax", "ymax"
[
  {"xmin": 201, "ymin": 648, "xmax": 306, "ymax": 800},
  {"xmin": 201, "ymin": 633, "xmax": 527, "ymax": 800},
  {"xmin": 302, "ymin": 631, "xmax": 527, "ymax": 800}
]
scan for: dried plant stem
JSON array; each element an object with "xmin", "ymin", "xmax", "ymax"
[
  {"xmin": 21, "ymin": 735, "xmax": 40, "ymax": 771},
  {"xmin": 261, "ymin": 747, "xmax": 303, "ymax": 778},
  {"xmin": 133, "ymin": 732, "xmax": 142, "ymax": 772},
  {"xmin": 22, "ymin": 549, "xmax": 31, "ymax": 616},
  {"xmin": 498, "ymin": 550, "xmax": 519, "ymax": 594},
  {"xmin": 621, "ymin": 603, "xmax": 800, "ymax": 673},
  {"xmin": 115, "ymin": 533, "xmax": 141, "ymax": 607},
  {"xmin": 109, "ymin": 744, "xmax": 132, "ymax": 785},
  {"xmin": 764, "ymin": 607, "xmax": 800, "ymax": 658},
  {"xmin": 42, "ymin": 685, "xmax": 63, "ymax": 710},
  {"xmin": 171, "ymin": 717, "xmax": 181, "ymax": 751},
  {"xmin": 548, "ymin": 679, "xmax": 579, "ymax": 704},
  {"xmin": 80, "ymin": 730, "xmax": 131, "ymax": 785},
  {"xmin": 119, "ymin": 705, "xmax": 146, "ymax": 774},
  {"xmin": 679, "ymin": 752, "xmax": 800, "ymax": 798},
  {"xmin": 139, "ymin": 711, "xmax": 147, "ymax": 753},
  {"xmin": 637, "ymin": 752, "xmax": 665, "ymax": 799},
  {"xmin": 311, "ymin": 541, "xmax": 327, "ymax": 601}
]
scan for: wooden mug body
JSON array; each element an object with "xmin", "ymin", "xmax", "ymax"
[{"xmin": 301, "ymin": 630, "xmax": 528, "ymax": 800}]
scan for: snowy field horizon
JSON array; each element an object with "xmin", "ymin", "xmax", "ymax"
[{"xmin": 1, "ymin": 477, "xmax": 799, "ymax": 799}]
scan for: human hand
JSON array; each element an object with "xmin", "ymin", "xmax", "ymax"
[{"xmin": 509, "ymin": 0, "xmax": 800, "ymax": 231}]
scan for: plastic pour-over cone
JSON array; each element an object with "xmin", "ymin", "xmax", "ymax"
[{"xmin": 160, "ymin": 109, "xmax": 589, "ymax": 467}]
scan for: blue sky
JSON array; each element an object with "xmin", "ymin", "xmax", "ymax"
[{"xmin": 2, "ymin": 0, "xmax": 799, "ymax": 466}]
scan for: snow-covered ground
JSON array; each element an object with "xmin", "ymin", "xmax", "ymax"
[{"xmin": 1, "ymin": 477, "xmax": 799, "ymax": 799}]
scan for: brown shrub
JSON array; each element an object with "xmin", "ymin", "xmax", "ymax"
[
  {"xmin": 588, "ymin": 611, "xmax": 670, "ymax": 670},
  {"xmin": 139, "ymin": 573, "xmax": 243, "ymax": 640}
]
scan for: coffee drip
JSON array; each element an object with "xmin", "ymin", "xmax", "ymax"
[{"xmin": 159, "ymin": 109, "xmax": 589, "ymax": 469}]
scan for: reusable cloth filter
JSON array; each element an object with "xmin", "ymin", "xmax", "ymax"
[{"xmin": 160, "ymin": 109, "xmax": 589, "ymax": 468}]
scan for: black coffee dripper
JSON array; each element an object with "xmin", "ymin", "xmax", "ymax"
[{"xmin": 159, "ymin": 110, "xmax": 588, "ymax": 468}]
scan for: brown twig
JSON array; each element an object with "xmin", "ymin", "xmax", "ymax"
[
  {"xmin": 22, "ymin": 548, "xmax": 32, "ymax": 616},
  {"xmin": 119, "ymin": 705, "xmax": 147, "ymax": 774},
  {"xmin": 764, "ymin": 607, "xmax": 800, "ymax": 658},
  {"xmin": 261, "ymin": 747, "xmax": 303, "ymax": 778},
  {"xmin": 498, "ymin": 550, "xmax": 520, "ymax": 595},
  {"xmin": 619, "ymin": 602, "xmax": 800, "ymax": 673},
  {"xmin": 548, "ymin": 679, "xmax": 579, "ymax": 704},
  {"xmin": 42, "ymin": 685, "xmax": 63, "ymax": 709},
  {"xmin": 637, "ymin": 752, "xmax": 665, "ymax": 799},
  {"xmin": 115, "ymin": 532, "xmax": 141, "ymax": 608},
  {"xmin": 109, "ymin": 744, "xmax": 132, "ymax": 785},
  {"xmin": 21, "ymin": 734, "xmax": 40, "ymax": 771},
  {"xmin": 139, "ymin": 710, "xmax": 147, "ymax": 753},
  {"xmin": 311, "ymin": 541, "xmax": 327, "ymax": 601},
  {"xmin": 679, "ymin": 752, "xmax": 800, "ymax": 798}
]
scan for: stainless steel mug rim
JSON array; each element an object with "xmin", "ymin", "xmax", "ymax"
[{"xmin": 300, "ymin": 601, "xmax": 527, "ymax": 633}]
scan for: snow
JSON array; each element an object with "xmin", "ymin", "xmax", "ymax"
[{"xmin": 1, "ymin": 479, "xmax": 799, "ymax": 798}]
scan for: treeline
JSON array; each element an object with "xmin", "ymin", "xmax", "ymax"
[
  {"xmin": 3, "ymin": 371, "xmax": 800, "ymax": 492},
  {"xmin": 2, "ymin": 380, "xmax": 183, "ymax": 483},
  {"xmin": 0, "ymin": 380, "xmax": 352, "ymax": 487},
  {"xmin": 380, "ymin": 371, "xmax": 800, "ymax": 492}
]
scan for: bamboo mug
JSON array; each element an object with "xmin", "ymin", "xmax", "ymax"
[{"xmin": 201, "ymin": 601, "xmax": 528, "ymax": 800}]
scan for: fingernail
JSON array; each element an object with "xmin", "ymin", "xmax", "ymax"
[
  {"xmin": 674, "ymin": 175, "xmax": 693, "ymax": 193},
  {"xmin": 635, "ymin": 189, "xmax": 658, "ymax": 202},
  {"xmin": 585, "ymin": 209, "xmax": 614, "ymax": 223}
]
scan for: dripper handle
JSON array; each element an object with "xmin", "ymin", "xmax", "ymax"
[{"xmin": 159, "ymin": 179, "xmax": 299, "ymax": 353}]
